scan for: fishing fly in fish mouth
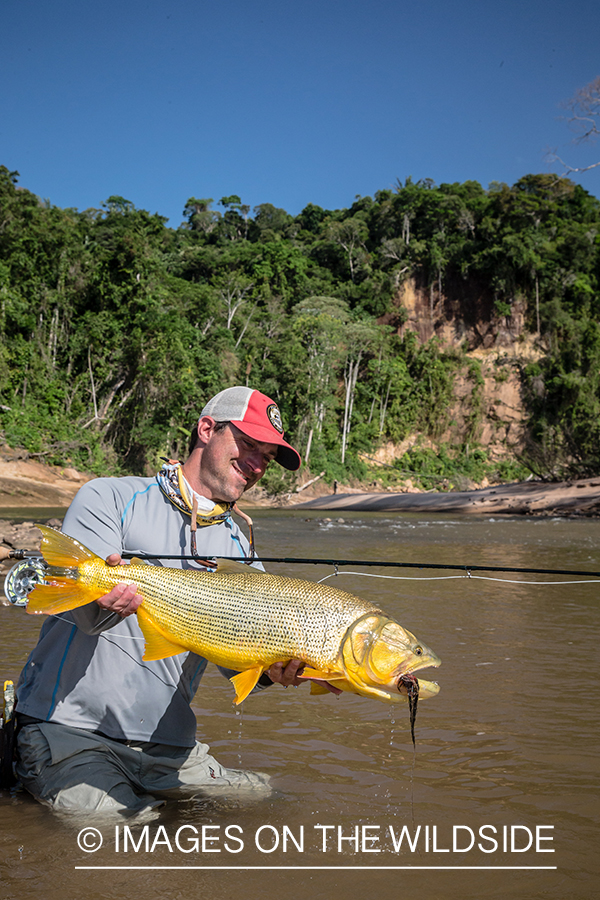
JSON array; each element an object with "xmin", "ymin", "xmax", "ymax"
[{"xmin": 398, "ymin": 674, "xmax": 420, "ymax": 746}]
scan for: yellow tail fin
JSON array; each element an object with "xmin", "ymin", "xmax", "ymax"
[
  {"xmin": 26, "ymin": 526, "xmax": 101, "ymax": 615},
  {"xmin": 36, "ymin": 524, "xmax": 97, "ymax": 567},
  {"xmin": 26, "ymin": 580, "xmax": 100, "ymax": 615}
]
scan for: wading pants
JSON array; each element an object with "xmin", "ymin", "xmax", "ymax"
[{"xmin": 16, "ymin": 721, "xmax": 270, "ymax": 815}]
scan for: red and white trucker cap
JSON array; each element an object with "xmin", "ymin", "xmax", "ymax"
[{"xmin": 201, "ymin": 386, "xmax": 301, "ymax": 471}]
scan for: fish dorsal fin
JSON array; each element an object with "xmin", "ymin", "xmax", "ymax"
[
  {"xmin": 230, "ymin": 665, "xmax": 265, "ymax": 704},
  {"xmin": 214, "ymin": 558, "xmax": 268, "ymax": 576},
  {"xmin": 138, "ymin": 607, "xmax": 188, "ymax": 660},
  {"xmin": 130, "ymin": 556, "xmax": 149, "ymax": 566}
]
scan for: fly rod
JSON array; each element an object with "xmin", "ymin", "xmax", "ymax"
[{"xmin": 120, "ymin": 553, "xmax": 600, "ymax": 579}]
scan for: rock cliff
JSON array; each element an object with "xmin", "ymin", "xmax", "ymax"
[{"xmin": 378, "ymin": 277, "xmax": 543, "ymax": 461}]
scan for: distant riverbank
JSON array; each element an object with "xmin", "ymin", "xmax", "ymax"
[
  {"xmin": 2, "ymin": 446, "xmax": 600, "ymax": 519},
  {"xmin": 293, "ymin": 477, "xmax": 600, "ymax": 517}
]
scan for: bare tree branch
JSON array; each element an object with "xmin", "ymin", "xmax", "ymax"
[
  {"xmin": 564, "ymin": 76, "xmax": 600, "ymax": 143},
  {"xmin": 549, "ymin": 76, "xmax": 600, "ymax": 176},
  {"xmin": 547, "ymin": 152, "xmax": 600, "ymax": 176}
]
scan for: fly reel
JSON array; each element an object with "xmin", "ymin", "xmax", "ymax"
[{"xmin": 3, "ymin": 556, "xmax": 47, "ymax": 607}]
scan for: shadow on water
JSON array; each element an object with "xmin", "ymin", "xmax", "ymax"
[{"xmin": 1, "ymin": 510, "xmax": 599, "ymax": 899}]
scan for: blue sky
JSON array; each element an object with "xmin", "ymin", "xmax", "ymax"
[{"xmin": 2, "ymin": 0, "xmax": 599, "ymax": 226}]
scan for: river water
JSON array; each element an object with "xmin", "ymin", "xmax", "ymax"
[{"xmin": 1, "ymin": 509, "xmax": 598, "ymax": 900}]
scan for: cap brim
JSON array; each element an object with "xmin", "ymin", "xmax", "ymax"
[{"xmin": 231, "ymin": 420, "xmax": 302, "ymax": 471}]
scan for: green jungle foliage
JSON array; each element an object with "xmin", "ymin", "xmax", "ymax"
[{"xmin": 1, "ymin": 167, "xmax": 599, "ymax": 484}]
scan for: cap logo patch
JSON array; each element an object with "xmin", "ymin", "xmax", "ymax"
[{"xmin": 266, "ymin": 403, "xmax": 284, "ymax": 434}]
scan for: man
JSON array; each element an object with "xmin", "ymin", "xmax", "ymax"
[{"xmin": 16, "ymin": 386, "xmax": 304, "ymax": 815}]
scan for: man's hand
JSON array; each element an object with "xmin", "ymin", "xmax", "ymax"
[
  {"xmin": 266, "ymin": 659, "xmax": 306, "ymax": 687},
  {"xmin": 265, "ymin": 660, "xmax": 343, "ymax": 695},
  {"xmin": 95, "ymin": 553, "xmax": 143, "ymax": 618}
]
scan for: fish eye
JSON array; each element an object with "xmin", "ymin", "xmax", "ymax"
[{"xmin": 414, "ymin": 646, "xmax": 423, "ymax": 656}]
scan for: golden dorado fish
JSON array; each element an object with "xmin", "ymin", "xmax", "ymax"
[{"xmin": 27, "ymin": 526, "xmax": 441, "ymax": 707}]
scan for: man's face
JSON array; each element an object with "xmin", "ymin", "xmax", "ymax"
[{"xmin": 195, "ymin": 422, "xmax": 278, "ymax": 503}]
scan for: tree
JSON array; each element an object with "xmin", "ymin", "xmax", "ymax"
[
  {"xmin": 182, "ymin": 197, "xmax": 220, "ymax": 234},
  {"xmin": 340, "ymin": 321, "xmax": 377, "ymax": 463},
  {"xmin": 326, "ymin": 217, "xmax": 369, "ymax": 282},
  {"xmin": 252, "ymin": 203, "xmax": 292, "ymax": 239},
  {"xmin": 291, "ymin": 297, "xmax": 349, "ymax": 462},
  {"xmin": 211, "ymin": 271, "xmax": 254, "ymax": 331},
  {"xmin": 296, "ymin": 203, "xmax": 327, "ymax": 234},
  {"xmin": 218, "ymin": 195, "xmax": 250, "ymax": 240},
  {"xmin": 2, "ymin": 165, "xmax": 600, "ymax": 482},
  {"xmin": 102, "ymin": 196, "xmax": 135, "ymax": 214}
]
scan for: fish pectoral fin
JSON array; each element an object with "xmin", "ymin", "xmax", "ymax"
[
  {"xmin": 298, "ymin": 667, "xmax": 340, "ymax": 681},
  {"xmin": 138, "ymin": 607, "xmax": 188, "ymax": 661},
  {"xmin": 309, "ymin": 681, "xmax": 334, "ymax": 696},
  {"xmin": 308, "ymin": 677, "xmax": 359, "ymax": 696},
  {"xmin": 230, "ymin": 665, "xmax": 265, "ymax": 705}
]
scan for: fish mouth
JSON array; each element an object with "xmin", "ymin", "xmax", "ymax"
[
  {"xmin": 398, "ymin": 674, "xmax": 440, "ymax": 700},
  {"xmin": 396, "ymin": 655, "xmax": 441, "ymax": 699}
]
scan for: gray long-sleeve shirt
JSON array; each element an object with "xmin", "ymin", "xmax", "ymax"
[{"xmin": 16, "ymin": 476, "xmax": 259, "ymax": 746}]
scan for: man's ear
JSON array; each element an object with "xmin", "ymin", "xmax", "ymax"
[{"xmin": 196, "ymin": 415, "xmax": 217, "ymax": 446}]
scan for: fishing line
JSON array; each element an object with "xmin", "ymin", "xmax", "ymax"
[
  {"xmin": 43, "ymin": 611, "xmax": 184, "ymax": 685},
  {"xmin": 316, "ymin": 571, "xmax": 600, "ymax": 586},
  {"xmin": 121, "ymin": 552, "xmax": 600, "ymax": 579},
  {"xmin": 47, "ymin": 611, "xmax": 186, "ymax": 689},
  {"xmin": 49, "ymin": 610, "xmax": 147, "ymax": 637},
  {"xmin": 96, "ymin": 636, "xmax": 186, "ymax": 686}
]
